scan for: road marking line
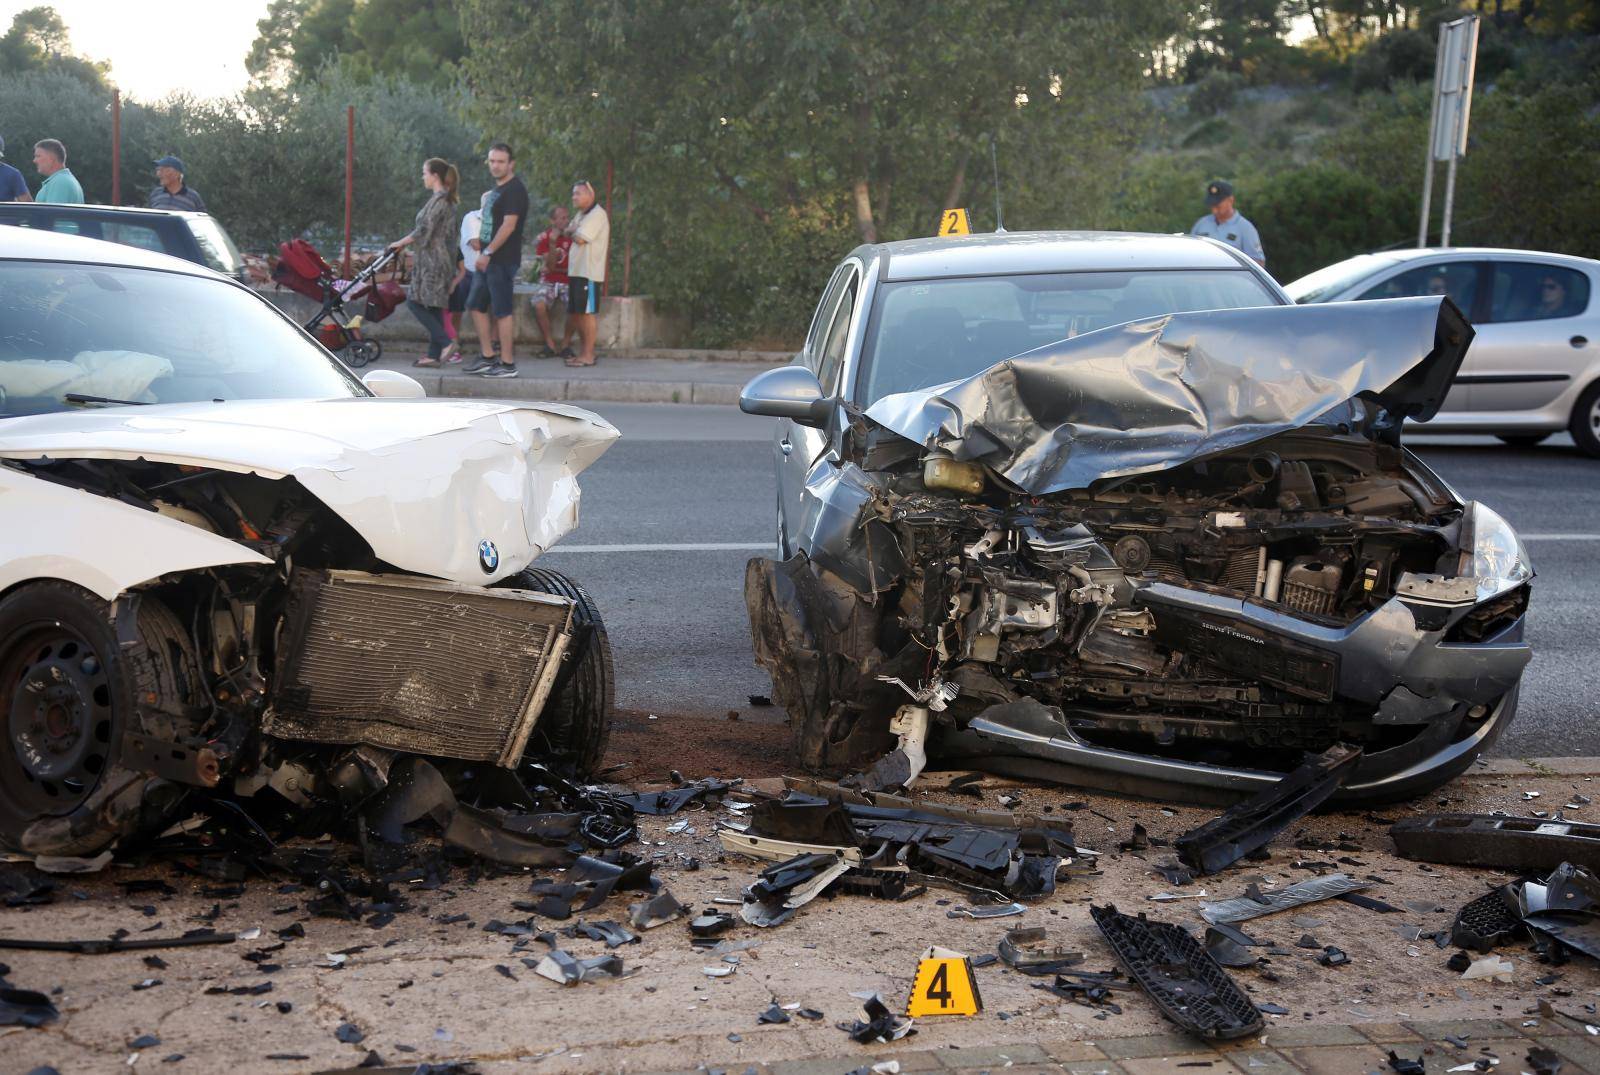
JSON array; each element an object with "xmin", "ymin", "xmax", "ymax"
[{"xmin": 548, "ymin": 542, "xmax": 775, "ymax": 553}]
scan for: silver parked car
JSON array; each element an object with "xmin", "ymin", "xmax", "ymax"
[
  {"xmin": 1285, "ymin": 248, "xmax": 1600, "ymax": 456},
  {"xmin": 739, "ymin": 231, "xmax": 1533, "ymax": 804}
]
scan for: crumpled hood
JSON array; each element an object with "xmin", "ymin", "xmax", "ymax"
[
  {"xmin": 863, "ymin": 296, "xmax": 1472, "ymax": 495},
  {"xmin": 0, "ymin": 398, "xmax": 619, "ymax": 584}
]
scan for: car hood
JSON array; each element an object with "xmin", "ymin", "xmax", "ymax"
[
  {"xmin": 863, "ymin": 296, "xmax": 1472, "ymax": 496},
  {"xmin": 0, "ymin": 398, "xmax": 619, "ymax": 585}
]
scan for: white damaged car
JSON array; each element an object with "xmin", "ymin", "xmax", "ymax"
[{"xmin": 0, "ymin": 229, "xmax": 619, "ymax": 856}]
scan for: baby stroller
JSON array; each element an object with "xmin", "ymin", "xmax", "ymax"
[{"xmin": 273, "ymin": 239, "xmax": 406, "ymax": 368}]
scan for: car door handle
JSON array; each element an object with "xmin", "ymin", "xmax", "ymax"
[
  {"xmin": 1572, "ymin": 336, "xmax": 1589, "ymax": 348},
  {"xmin": 780, "ymin": 437, "xmax": 793, "ymax": 456}
]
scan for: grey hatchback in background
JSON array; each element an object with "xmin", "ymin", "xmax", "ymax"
[{"xmin": 1286, "ymin": 248, "xmax": 1600, "ymax": 456}]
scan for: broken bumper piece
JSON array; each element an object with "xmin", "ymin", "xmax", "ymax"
[
  {"xmin": 1391, "ymin": 813, "xmax": 1600, "ymax": 873},
  {"xmin": 1090, "ymin": 903, "xmax": 1263, "ymax": 1040}
]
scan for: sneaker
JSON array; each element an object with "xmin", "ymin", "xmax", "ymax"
[
  {"xmin": 480, "ymin": 362, "xmax": 519, "ymax": 379},
  {"xmin": 463, "ymin": 354, "xmax": 498, "ymax": 374}
]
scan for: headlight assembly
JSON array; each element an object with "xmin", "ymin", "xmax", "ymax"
[{"xmin": 1465, "ymin": 502, "xmax": 1533, "ymax": 601}]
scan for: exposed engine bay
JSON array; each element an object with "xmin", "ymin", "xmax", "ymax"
[
  {"xmin": 746, "ymin": 298, "xmax": 1534, "ymax": 802},
  {"xmin": 0, "ymin": 455, "xmax": 604, "ymax": 856}
]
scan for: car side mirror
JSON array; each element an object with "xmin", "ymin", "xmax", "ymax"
[
  {"xmin": 361, "ymin": 370, "xmax": 427, "ymax": 399},
  {"xmin": 739, "ymin": 365, "xmax": 833, "ymax": 428}
]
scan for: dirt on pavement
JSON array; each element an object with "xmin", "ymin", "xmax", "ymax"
[{"xmin": 2, "ymin": 713, "xmax": 1596, "ymax": 1074}]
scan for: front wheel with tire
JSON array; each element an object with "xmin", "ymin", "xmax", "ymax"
[
  {"xmin": 0, "ymin": 584, "xmax": 201, "ymax": 856},
  {"xmin": 345, "ymin": 338, "xmax": 382, "ymax": 368},
  {"xmin": 1571, "ymin": 381, "xmax": 1600, "ymax": 458},
  {"xmin": 499, "ymin": 568, "xmax": 614, "ymax": 777},
  {"xmin": 1496, "ymin": 433, "xmax": 1550, "ymax": 447}
]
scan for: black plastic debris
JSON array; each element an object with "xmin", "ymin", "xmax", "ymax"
[
  {"xmin": 0, "ymin": 929, "xmax": 236, "ymax": 954},
  {"xmin": 1387, "ymin": 1050, "xmax": 1426, "ymax": 1074},
  {"xmin": 572, "ymin": 920, "xmax": 637, "ymax": 948},
  {"xmin": 627, "ymin": 889, "xmax": 688, "ymax": 930},
  {"xmin": 1446, "ymin": 950, "xmax": 1473, "ymax": 972},
  {"xmin": 1089, "ymin": 904, "xmax": 1262, "ymax": 1040},
  {"xmin": 690, "ymin": 913, "xmax": 736, "ymax": 941},
  {"xmin": 1337, "ymin": 892, "xmax": 1403, "ymax": 913},
  {"xmin": 1294, "ymin": 934, "xmax": 1321, "ymax": 949},
  {"xmin": 1156, "ymin": 863, "xmax": 1196, "ymax": 887},
  {"xmin": 0, "ymin": 976, "xmax": 59, "ymax": 1028},
  {"xmin": 614, "ymin": 776, "xmax": 731, "ymax": 816},
  {"xmin": 1174, "ymin": 745, "xmax": 1361, "ymax": 875},
  {"xmin": 1391, "ymin": 814, "xmax": 1600, "ymax": 873},
  {"xmin": 335, "ymin": 1023, "xmax": 364, "ymax": 1044},
  {"xmin": 1203, "ymin": 924, "xmax": 1260, "ymax": 969},
  {"xmin": 758, "ymin": 1003, "xmax": 791, "ymax": 1024},
  {"xmin": 0, "ymin": 865, "xmax": 56, "ymax": 907},
  {"xmin": 998, "ymin": 926, "xmax": 1084, "ymax": 976},
  {"xmin": 840, "ymin": 993, "xmax": 914, "ymax": 1044},
  {"xmin": 741, "ymin": 853, "xmax": 851, "ymax": 928},
  {"xmin": 129, "ymin": 1034, "xmax": 161, "ymax": 1049},
  {"xmin": 1317, "ymin": 945, "xmax": 1349, "ymax": 966},
  {"xmin": 1118, "ymin": 823, "xmax": 1151, "ymax": 853},
  {"xmin": 1452, "ymin": 887, "xmax": 1526, "ymax": 953},
  {"xmin": 533, "ymin": 948, "xmax": 624, "ymax": 985},
  {"xmin": 1526, "ymin": 1045, "xmax": 1564, "ymax": 1074},
  {"xmin": 1035, "ymin": 968, "xmax": 1128, "ymax": 1014}
]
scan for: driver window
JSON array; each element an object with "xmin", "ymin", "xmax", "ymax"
[{"xmin": 815, "ymin": 272, "xmax": 859, "ymax": 395}]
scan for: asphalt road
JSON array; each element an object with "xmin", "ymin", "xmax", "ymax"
[{"xmin": 539, "ymin": 403, "xmax": 1599, "ymax": 759}]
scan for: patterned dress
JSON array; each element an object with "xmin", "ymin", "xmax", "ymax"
[{"xmin": 408, "ymin": 191, "xmax": 457, "ymax": 308}]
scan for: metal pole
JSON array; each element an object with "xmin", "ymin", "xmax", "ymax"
[
  {"xmin": 343, "ymin": 105, "xmax": 354, "ymax": 277},
  {"xmin": 622, "ymin": 184, "xmax": 633, "ymax": 298},
  {"xmin": 1441, "ymin": 152, "xmax": 1459, "ymax": 248},
  {"xmin": 111, "ymin": 89, "xmax": 121, "ymax": 206},
  {"xmin": 1418, "ymin": 30, "xmax": 1446, "ymax": 248},
  {"xmin": 603, "ymin": 159, "xmax": 613, "ymax": 299},
  {"xmin": 988, "ymin": 135, "xmax": 1003, "ymax": 232}
]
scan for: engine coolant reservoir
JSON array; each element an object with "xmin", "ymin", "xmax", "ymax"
[{"xmin": 923, "ymin": 456, "xmax": 985, "ymax": 496}]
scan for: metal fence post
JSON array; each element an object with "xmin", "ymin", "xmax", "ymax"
[
  {"xmin": 344, "ymin": 105, "xmax": 355, "ymax": 277},
  {"xmin": 111, "ymin": 89, "xmax": 121, "ymax": 206}
]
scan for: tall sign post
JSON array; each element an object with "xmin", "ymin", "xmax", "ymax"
[{"xmin": 1418, "ymin": 16, "xmax": 1479, "ymax": 248}]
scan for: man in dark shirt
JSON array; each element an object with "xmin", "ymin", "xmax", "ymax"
[
  {"xmin": 148, "ymin": 156, "xmax": 206, "ymax": 212},
  {"xmin": 464, "ymin": 142, "xmax": 530, "ymax": 378},
  {"xmin": 0, "ymin": 136, "xmax": 31, "ymax": 201}
]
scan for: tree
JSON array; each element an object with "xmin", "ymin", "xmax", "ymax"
[
  {"xmin": 0, "ymin": 5, "xmax": 110, "ymax": 90},
  {"xmin": 245, "ymin": 0, "xmax": 462, "ymax": 87},
  {"xmin": 458, "ymin": 0, "xmax": 1183, "ymax": 341}
]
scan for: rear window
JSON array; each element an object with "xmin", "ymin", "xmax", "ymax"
[
  {"xmin": 1485, "ymin": 262, "xmax": 1590, "ymax": 323},
  {"xmin": 186, "ymin": 215, "xmax": 244, "ymax": 276},
  {"xmin": 859, "ymin": 269, "xmax": 1278, "ymax": 405}
]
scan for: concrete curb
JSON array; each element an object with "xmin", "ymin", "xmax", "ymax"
[{"xmin": 401, "ymin": 370, "xmax": 742, "ymax": 405}]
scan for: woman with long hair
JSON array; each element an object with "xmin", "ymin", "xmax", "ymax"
[{"xmin": 388, "ymin": 157, "xmax": 460, "ymax": 367}]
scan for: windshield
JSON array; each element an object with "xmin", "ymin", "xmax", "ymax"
[
  {"xmin": 859, "ymin": 269, "xmax": 1279, "ymax": 405},
  {"xmin": 1283, "ymin": 253, "xmax": 1401, "ymax": 305},
  {"xmin": 185, "ymin": 215, "xmax": 245, "ymax": 277},
  {"xmin": 0, "ymin": 260, "xmax": 365, "ymax": 418}
]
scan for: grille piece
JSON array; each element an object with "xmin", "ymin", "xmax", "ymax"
[{"xmin": 265, "ymin": 570, "xmax": 573, "ymax": 766}]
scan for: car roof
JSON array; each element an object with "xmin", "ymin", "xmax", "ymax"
[
  {"xmin": 1, "ymin": 201, "xmax": 207, "ymax": 221},
  {"xmin": 0, "ymin": 224, "xmax": 220, "ymax": 277},
  {"xmin": 863, "ymin": 230, "xmax": 1255, "ymax": 281},
  {"xmin": 1380, "ymin": 247, "xmax": 1600, "ymax": 269}
]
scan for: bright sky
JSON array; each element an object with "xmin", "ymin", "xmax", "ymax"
[{"xmin": 0, "ymin": 0, "xmax": 270, "ymax": 100}]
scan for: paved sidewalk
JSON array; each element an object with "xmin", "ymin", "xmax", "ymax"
[
  {"xmin": 358, "ymin": 344, "xmax": 782, "ymax": 405},
  {"xmin": 700, "ymin": 1015, "xmax": 1585, "ymax": 1074}
]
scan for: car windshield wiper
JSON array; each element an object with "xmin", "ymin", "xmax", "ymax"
[{"xmin": 63, "ymin": 393, "xmax": 149, "ymax": 407}]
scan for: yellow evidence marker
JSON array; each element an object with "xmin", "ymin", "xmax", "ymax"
[
  {"xmin": 937, "ymin": 208, "xmax": 971, "ymax": 236},
  {"xmin": 906, "ymin": 945, "xmax": 983, "ymax": 1018}
]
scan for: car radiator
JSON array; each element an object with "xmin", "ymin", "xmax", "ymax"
[{"xmin": 264, "ymin": 569, "xmax": 573, "ymax": 766}]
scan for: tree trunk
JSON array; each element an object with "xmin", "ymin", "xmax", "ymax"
[
  {"xmin": 851, "ymin": 100, "xmax": 877, "ymax": 243},
  {"xmin": 942, "ymin": 149, "xmax": 970, "ymax": 210}
]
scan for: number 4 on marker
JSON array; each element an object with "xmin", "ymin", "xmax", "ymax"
[{"xmin": 907, "ymin": 951, "xmax": 981, "ymax": 1017}]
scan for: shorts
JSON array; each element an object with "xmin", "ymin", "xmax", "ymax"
[
  {"xmin": 533, "ymin": 280, "xmax": 569, "ymax": 307},
  {"xmin": 447, "ymin": 272, "xmax": 473, "ymax": 313},
  {"xmin": 567, "ymin": 277, "xmax": 602, "ymax": 316},
  {"xmin": 466, "ymin": 260, "xmax": 517, "ymax": 319}
]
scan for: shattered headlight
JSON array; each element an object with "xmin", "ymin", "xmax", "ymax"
[{"xmin": 1465, "ymin": 502, "xmax": 1533, "ymax": 600}]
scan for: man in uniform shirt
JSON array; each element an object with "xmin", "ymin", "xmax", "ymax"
[
  {"xmin": 148, "ymin": 156, "xmax": 207, "ymax": 212},
  {"xmin": 1190, "ymin": 179, "xmax": 1265, "ymax": 267},
  {"xmin": 0, "ymin": 137, "xmax": 31, "ymax": 201}
]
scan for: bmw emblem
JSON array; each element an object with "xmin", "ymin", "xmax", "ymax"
[{"xmin": 477, "ymin": 539, "xmax": 500, "ymax": 574}]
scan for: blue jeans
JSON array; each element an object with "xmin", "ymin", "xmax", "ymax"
[{"xmin": 406, "ymin": 300, "xmax": 450, "ymax": 360}]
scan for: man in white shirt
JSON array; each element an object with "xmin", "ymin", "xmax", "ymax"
[
  {"xmin": 563, "ymin": 179, "xmax": 610, "ymax": 367},
  {"xmin": 1190, "ymin": 180, "xmax": 1265, "ymax": 267}
]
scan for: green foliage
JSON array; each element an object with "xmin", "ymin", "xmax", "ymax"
[
  {"xmin": 0, "ymin": 5, "xmax": 109, "ymax": 91},
  {"xmin": 1187, "ymin": 70, "xmax": 1247, "ymax": 115},
  {"xmin": 247, "ymin": 0, "xmax": 463, "ymax": 87},
  {"xmin": 0, "ymin": 65, "xmax": 490, "ymax": 252},
  {"xmin": 1246, "ymin": 164, "xmax": 1414, "ymax": 281},
  {"xmin": 459, "ymin": 0, "xmax": 1185, "ymax": 344}
]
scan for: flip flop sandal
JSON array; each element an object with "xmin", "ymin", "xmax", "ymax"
[{"xmin": 413, "ymin": 357, "xmax": 441, "ymax": 367}]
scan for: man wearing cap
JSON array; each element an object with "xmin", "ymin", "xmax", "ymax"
[
  {"xmin": 1191, "ymin": 180, "xmax": 1264, "ymax": 267},
  {"xmin": 149, "ymin": 156, "xmax": 206, "ymax": 212},
  {"xmin": 0, "ymin": 137, "xmax": 31, "ymax": 201}
]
